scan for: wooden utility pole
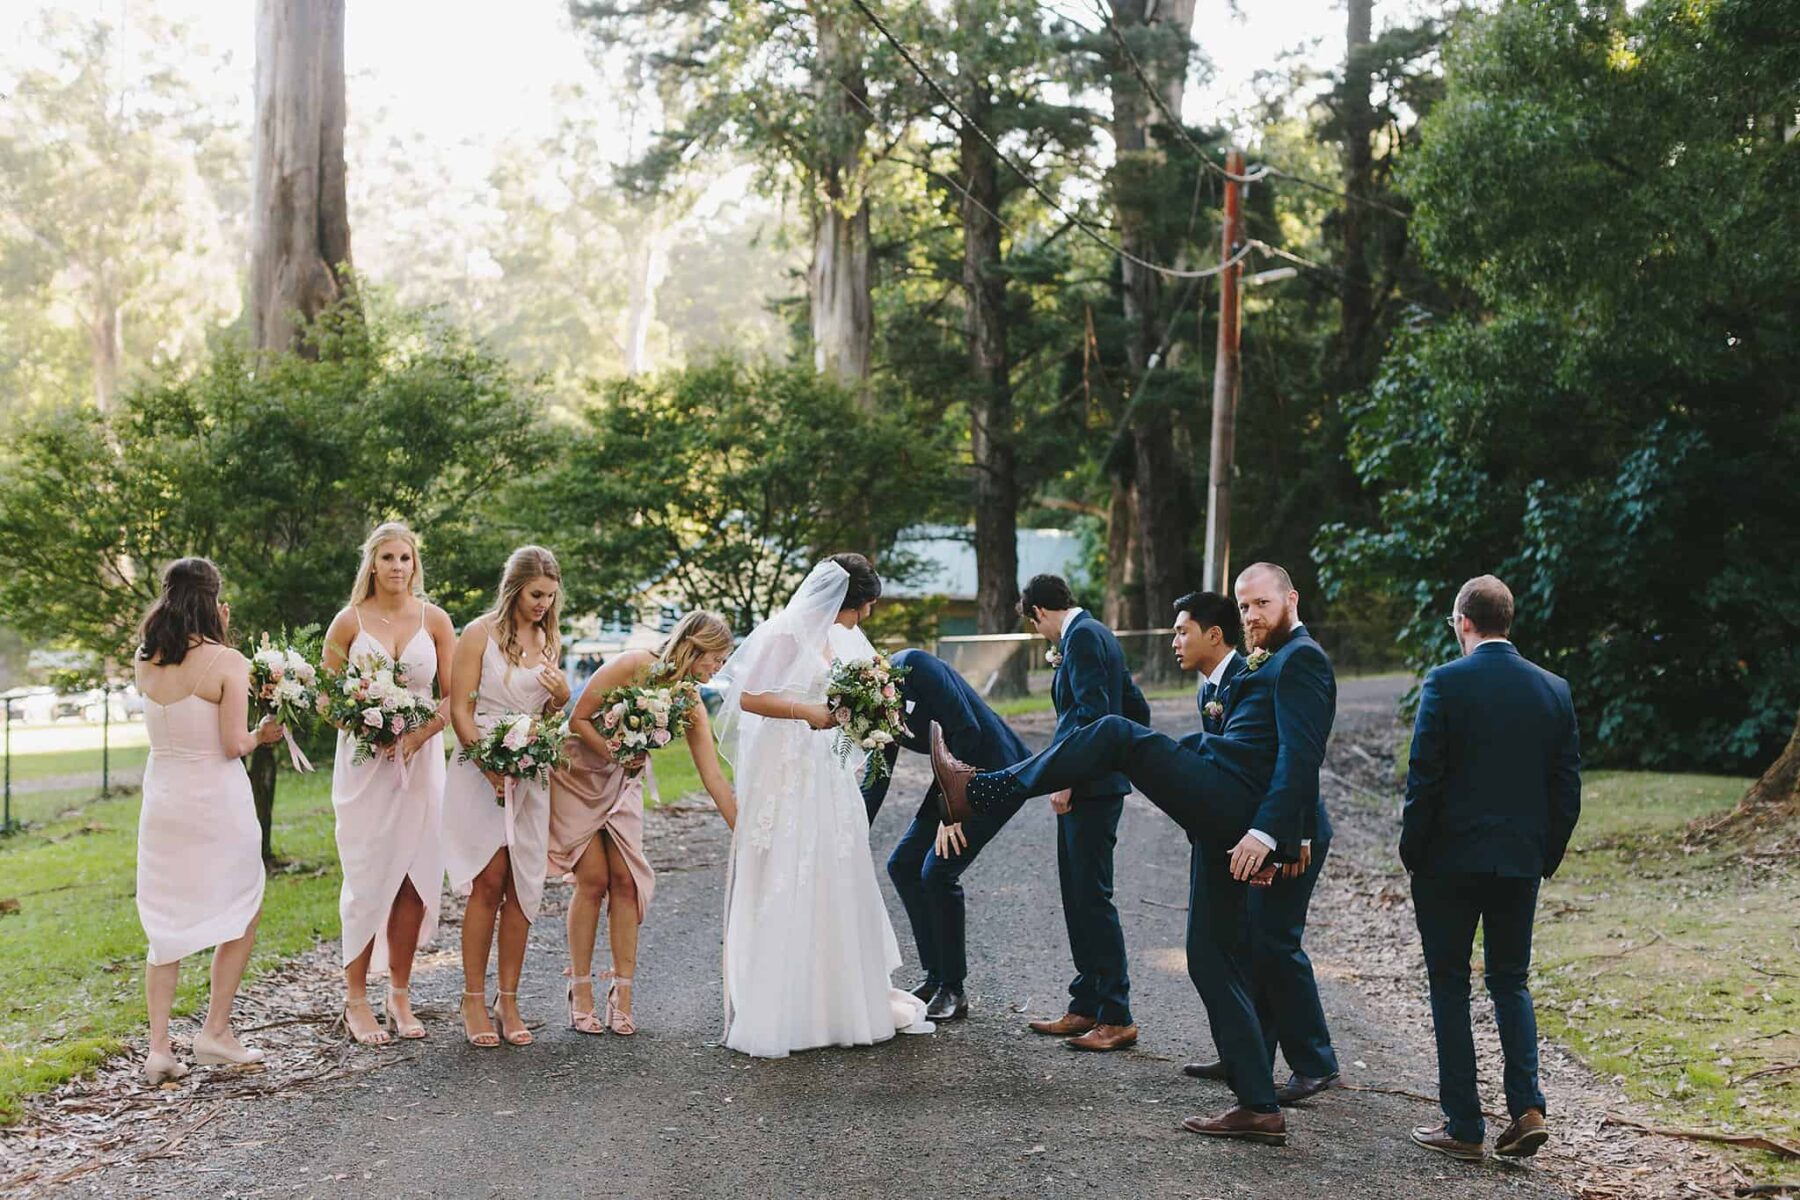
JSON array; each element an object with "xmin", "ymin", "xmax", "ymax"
[{"xmin": 1203, "ymin": 148, "xmax": 1245, "ymax": 593}]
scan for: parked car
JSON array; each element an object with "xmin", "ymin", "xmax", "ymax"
[
  {"xmin": 80, "ymin": 686, "xmax": 144, "ymax": 723},
  {"xmin": 2, "ymin": 687, "xmax": 58, "ymax": 724}
]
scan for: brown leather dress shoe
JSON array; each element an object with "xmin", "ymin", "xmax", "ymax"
[
  {"xmin": 929, "ymin": 722, "xmax": 978, "ymax": 823},
  {"xmin": 1066, "ymin": 1023, "xmax": 1138, "ymax": 1052},
  {"xmin": 1410, "ymin": 1123, "xmax": 1484, "ymax": 1161},
  {"xmin": 1028, "ymin": 1012, "xmax": 1096, "ymax": 1037},
  {"xmin": 1494, "ymin": 1110, "xmax": 1548, "ymax": 1158},
  {"xmin": 1182, "ymin": 1106, "xmax": 1287, "ymax": 1145},
  {"xmin": 1183, "ymin": 1059, "xmax": 1229, "ymax": 1081}
]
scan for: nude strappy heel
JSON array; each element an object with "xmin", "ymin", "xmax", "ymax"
[
  {"xmin": 386, "ymin": 984, "xmax": 426, "ymax": 1040},
  {"xmin": 604, "ymin": 973, "xmax": 636, "ymax": 1037},
  {"xmin": 567, "ymin": 972, "xmax": 605, "ymax": 1036},
  {"xmin": 143, "ymin": 1049, "xmax": 190, "ymax": 1085},
  {"xmin": 461, "ymin": 989, "xmax": 500, "ymax": 1048},
  {"xmin": 342, "ymin": 993, "xmax": 391, "ymax": 1047},
  {"xmin": 492, "ymin": 989, "xmax": 533, "ymax": 1046}
]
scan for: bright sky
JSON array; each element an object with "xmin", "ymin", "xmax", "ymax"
[{"xmin": 31, "ymin": 0, "xmax": 1360, "ymax": 163}]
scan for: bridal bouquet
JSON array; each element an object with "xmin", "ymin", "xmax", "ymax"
[
  {"xmin": 250, "ymin": 632, "xmax": 320, "ymax": 771},
  {"xmin": 317, "ymin": 652, "xmax": 439, "ymax": 766},
  {"xmin": 826, "ymin": 653, "xmax": 910, "ymax": 780},
  {"xmin": 461, "ymin": 712, "xmax": 571, "ymax": 800},
  {"xmin": 594, "ymin": 671, "xmax": 701, "ymax": 775}
]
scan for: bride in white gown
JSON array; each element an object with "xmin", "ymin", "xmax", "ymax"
[{"xmin": 715, "ymin": 554, "xmax": 932, "ymax": 1057}]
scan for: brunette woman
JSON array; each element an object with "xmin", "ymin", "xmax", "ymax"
[{"xmin": 134, "ymin": 557, "xmax": 286, "ymax": 1083}]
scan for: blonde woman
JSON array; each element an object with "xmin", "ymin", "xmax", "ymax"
[
  {"xmin": 442, "ymin": 547, "xmax": 571, "ymax": 1047},
  {"xmin": 549, "ymin": 612, "xmax": 738, "ymax": 1036},
  {"xmin": 321, "ymin": 522, "xmax": 456, "ymax": 1046},
  {"xmin": 133, "ymin": 558, "xmax": 286, "ymax": 1083}
]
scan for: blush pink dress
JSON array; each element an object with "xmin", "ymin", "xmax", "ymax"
[
  {"xmin": 331, "ymin": 609, "xmax": 446, "ymax": 972},
  {"xmin": 547, "ymin": 737, "xmax": 656, "ymax": 918},
  {"xmin": 135, "ymin": 646, "xmax": 265, "ymax": 966},
  {"xmin": 441, "ymin": 635, "xmax": 554, "ymax": 920}
]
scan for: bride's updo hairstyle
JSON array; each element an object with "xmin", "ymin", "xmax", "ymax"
[
  {"xmin": 486, "ymin": 545, "xmax": 564, "ymax": 668},
  {"xmin": 347, "ymin": 520, "xmax": 425, "ymax": 607},
  {"xmin": 655, "ymin": 611, "xmax": 734, "ymax": 681},
  {"xmin": 137, "ymin": 557, "xmax": 228, "ymax": 666},
  {"xmin": 827, "ymin": 552, "xmax": 882, "ymax": 610}
]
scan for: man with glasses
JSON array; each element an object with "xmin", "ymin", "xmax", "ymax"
[{"xmin": 1403, "ymin": 575, "xmax": 1582, "ymax": 1162}]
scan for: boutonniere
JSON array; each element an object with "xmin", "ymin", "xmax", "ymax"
[
  {"xmin": 1203, "ymin": 700, "xmax": 1224, "ymax": 723},
  {"xmin": 1245, "ymin": 647, "xmax": 1271, "ymax": 671},
  {"xmin": 1046, "ymin": 646, "xmax": 1064, "ymax": 670}
]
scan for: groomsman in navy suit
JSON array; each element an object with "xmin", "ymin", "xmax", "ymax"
[
  {"xmin": 860, "ymin": 649, "xmax": 1032, "ymax": 1022},
  {"xmin": 932, "ymin": 563, "xmax": 1335, "ymax": 1145},
  {"xmin": 1172, "ymin": 590, "xmax": 1343, "ymax": 1104},
  {"xmin": 1010, "ymin": 574, "xmax": 1150, "ymax": 1053},
  {"xmin": 1403, "ymin": 575, "xmax": 1581, "ymax": 1163}
]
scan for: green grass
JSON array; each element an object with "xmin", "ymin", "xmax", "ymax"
[
  {"xmin": 0, "ymin": 773, "xmax": 345, "ymax": 1124},
  {"xmin": 0, "ymin": 735, "xmax": 719, "ymax": 1123},
  {"xmin": 1530, "ymin": 772, "xmax": 1800, "ymax": 1142}
]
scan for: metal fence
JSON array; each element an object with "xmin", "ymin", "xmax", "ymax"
[{"xmin": 1, "ymin": 682, "xmax": 136, "ymax": 836}]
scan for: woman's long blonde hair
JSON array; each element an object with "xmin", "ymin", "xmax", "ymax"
[
  {"xmin": 347, "ymin": 521, "xmax": 425, "ymax": 608},
  {"xmin": 485, "ymin": 545, "xmax": 563, "ymax": 667},
  {"xmin": 653, "ymin": 611, "xmax": 734, "ymax": 681}
]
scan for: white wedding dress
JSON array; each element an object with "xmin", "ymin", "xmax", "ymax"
[{"xmin": 716, "ymin": 561, "xmax": 931, "ymax": 1058}]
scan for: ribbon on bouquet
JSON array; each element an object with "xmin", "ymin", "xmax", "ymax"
[
  {"xmin": 281, "ymin": 726, "xmax": 314, "ymax": 774},
  {"xmin": 502, "ymin": 774, "xmax": 518, "ymax": 849}
]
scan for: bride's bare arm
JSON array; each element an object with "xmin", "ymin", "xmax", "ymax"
[
  {"xmin": 685, "ymin": 705, "xmax": 736, "ymax": 829},
  {"xmin": 739, "ymin": 691, "xmax": 836, "ymax": 729}
]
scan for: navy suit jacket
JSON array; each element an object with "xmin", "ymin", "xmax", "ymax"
[
  {"xmin": 1182, "ymin": 625, "xmax": 1335, "ymax": 856},
  {"xmin": 1053, "ymin": 610, "xmax": 1151, "ymax": 799},
  {"xmin": 1401, "ymin": 640, "xmax": 1582, "ymax": 878},
  {"xmin": 891, "ymin": 648, "xmax": 1028, "ymax": 771}
]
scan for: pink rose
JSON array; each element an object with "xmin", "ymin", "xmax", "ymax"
[
  {"xmin": 389, "ymin": 714, "xmax": 405, "ymax": 734},
  {"xmin": 315, "ymin": 694, "xmax": 331, "ymax": 715},
  {"xmin": 270, "ymin": 663, "xmax": 284, "ymax": 681},
  {"xmin": 652, "ymin": 728, "xmax": 672, "ymax": 748},
  {"xmin": 882, "ymin": 684, "xmax": 896, "ymax": 700},
  {"xmin": 520, "ymin": 754, "xmax": 535, "ymax": 769},
  {"xmin": 361, "ymin": 707, "xmax": 384, "ymax": 728}
]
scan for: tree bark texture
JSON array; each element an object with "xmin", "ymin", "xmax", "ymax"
[
  {"xmin": 807, "ymin": 2, "xmax": 874, "ymax": 391},
  {"xmin": 251, "ymin": 0, "xmax": 351, "ymax": 355},
  {"xmin": 958, "ymin": 78, "xmax": 1026, "ymax": 695},
  {"xmin": 1108, "ymin": 0, "xmax": 1199, "ymax": 624},
  {"xmin": 1339, "ymin": 0, "xmax": 1376, "ymax": 376}
]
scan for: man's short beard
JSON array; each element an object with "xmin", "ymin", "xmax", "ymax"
[{"xmin": 1248, "ymin": 607, "xmax": 1297, "ymax": 649}]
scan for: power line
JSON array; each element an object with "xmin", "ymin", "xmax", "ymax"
[{"xmin": 843, "ymin": 0, "xmax": 1255, "ymax": 282}]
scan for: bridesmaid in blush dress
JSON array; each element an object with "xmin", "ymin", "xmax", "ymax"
[
  {"xmin": 133, "ymin": 558, "xmax": 286, "ymax": 1084},
  {"xmin": 442, "ymin": 546, "xmax": 571, "ymax": 1047},
  {"xmin": 550, "ymin": 611, "xmax": 738, "ymax": 1036},
  {"xmin": 322, "ymin": 522, "xmax": 456, "ymax": 1046}
]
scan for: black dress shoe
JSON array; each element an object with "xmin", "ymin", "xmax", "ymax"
[
  {"xmin": 909, "ymin": 980, "xmax": 939, "ymax": 1003},
  {"xmin": 926, "ymin": 986, "xmax": 968, "ymax": 1021},
  {"xmin": 1183, "ymin": 1059, "xmax": 1229, "ymax": 1081},
  {"xmin": 1276, "ymin": 1071, "xmax": 1342, "ymax": 1105}
]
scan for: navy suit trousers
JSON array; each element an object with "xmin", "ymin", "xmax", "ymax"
[
  {"xmin": 1411, "ymin": 872, "xmax": 1546, "ymax": 1143},
  {"xmin": 1057, "ymin": 795, "xmax": 1131, "ymax": 1025},
  {"xmin": 1249, "ymin": 836, "xmax": 1339, "ymax": 1079},
  {"xmin": 886, "ymin": 785, "xmax": 1024, "ymax": 990}
]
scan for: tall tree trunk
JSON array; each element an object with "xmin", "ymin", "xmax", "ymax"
[
  {"xmin": 623, "ymin": 208, "xmax": 670, "ymax": 377},
  {"xmin": 808, "ymin": 3, "xmax": 874, "ymax": 393},
  {"xmin": 88, "ymin": 290, "xmax": 121, "ymax": 412},
  {"xmin": 250, "ymin": 0, "xmax": 351, "ymax": 356},
  {"xmin": 1103, "ymin": 480, "xmax": 1147, "ymax": 631},
  {"xmin": 1339, "ymin": 0, "xmax": 1376, "ymax": 376},
  {"xmin": 247, "ymin": 0, "xmax": 350, "ymax": 860},
  {"xmin": 958, "ymin": 77, "xmax": 1025, "ymax": 696},
  {"xmin": 1706, "ymin": 708, "xmax": 1800, "ymax": 835},
  {"xmin": 1109, "ymin": 0, "xmax": 1199, "ymax": 627}
]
